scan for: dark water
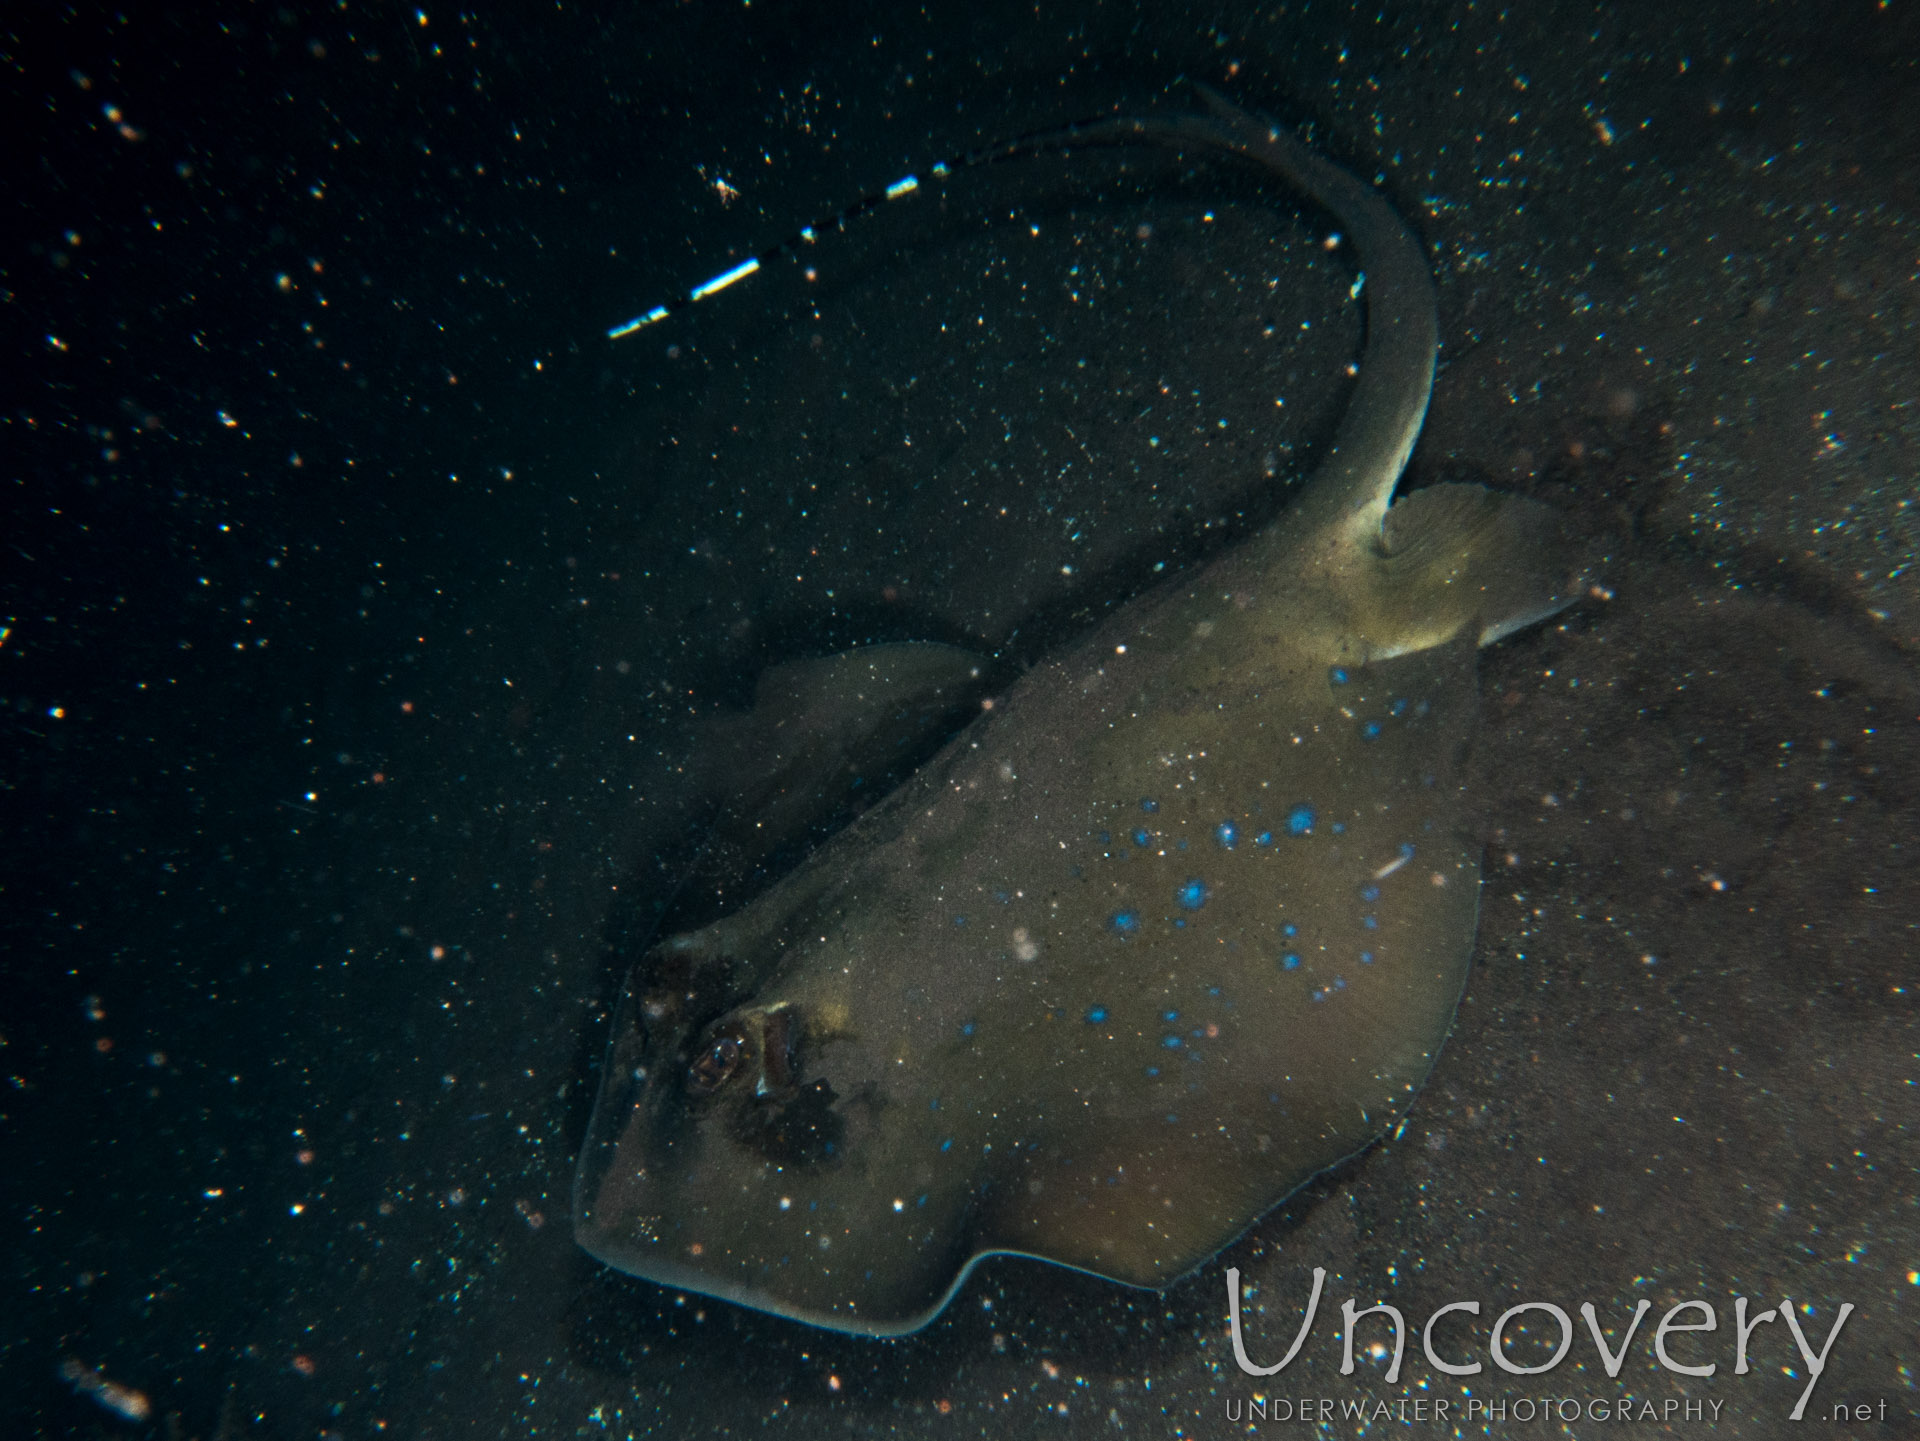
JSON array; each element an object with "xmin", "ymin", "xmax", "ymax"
[{"xmin": 5, "ymin": 3, "xmax": 1915, "ymax": 1437}]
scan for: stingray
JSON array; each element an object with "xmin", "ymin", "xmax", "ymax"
[{"xmin": 574, "ymin": 90, "xmax": 1585, "ymax": 1335}]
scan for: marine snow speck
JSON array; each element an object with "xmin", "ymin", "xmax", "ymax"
[{"xmin": 574, "ymin": 87, "xmax": 1586, "ymax": 1336}]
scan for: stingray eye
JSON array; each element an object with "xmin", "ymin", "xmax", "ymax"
[{"xmin": 687, "ymin": 1027, "xmax": 748, "ymax": 1095}]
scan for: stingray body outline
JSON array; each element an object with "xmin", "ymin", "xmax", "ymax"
[{"xmin": 574, "ymin": 88, "xmax": 1583, "ymax": 1335}]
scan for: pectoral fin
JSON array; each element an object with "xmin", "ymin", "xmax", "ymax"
[{"xmin": 686, "ymin": 643, "xmax": 989, "ymax": 913}]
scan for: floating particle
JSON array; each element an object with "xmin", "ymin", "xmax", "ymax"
[
  {"xmin": 58, "ymin": 1360, "xmax": 150, "ymax": 1422},
  {"xmin": 1374, "ymin": 850, "xmax": 1412, "ymax": 880}
]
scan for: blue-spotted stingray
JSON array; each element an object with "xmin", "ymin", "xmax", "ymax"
[{"xmin": 574, "ymin": 90, "xmax": 1586, "ymax": 1334}]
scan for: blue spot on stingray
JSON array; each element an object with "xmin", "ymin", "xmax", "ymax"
[
  {"xmin": 1254, "ymin": 830, "xmax": 1273, "ymax": 846},
  {"xmin": 1176, "ymin": 838, "xmax": 1189, "ymax": 851},
  {"xmin": 1177, "ymin": 878, "xmax": 1208, "ymax": 909},
  {"xmin": 1331, "ymin": 822, "xmax": 1347, "ymax": 835},
  {"xmin": 1363, "ymin": 914, "xmax": 1379, "ymax": 929},
  {"xmin": 1085, "ymin": 1006, "xmax": 1109, "ymax": 1024},
  {"xmin": 1132, "ymin": 828, "xmax": 1151, "ymax": 847},
  {"xmin": 1172, "ymin": 917, "xmax": 1187, "ymax": 929},
  {"xmin": 1110, "ymin": 910, "xmax": 1141, "ymax": 934},
  {"xmin": 1390, "ymin": 697, "xmax": 1410, "ymax": 716},
  {"xmin": 918, "ymin": 1194, "xmax": 928, "ymax": 1207},
  {"xmin": 1361, "ymin": 720, "xmax": 1384, "ymax": 740},
  {"xmin": 1282, "ymin": 922, "xmax": 1299, "ymax": 937},
  {"xmin": 1287, "ymin": 804, "xmax": 1316, "ymax": 835},
  {"xmin": 960, "ymin": 1022, "xmax": 976, "ymax": 1038},
  {"xmin": 952, "ymin": 914, "xmax": 969, "ymax": 927},
  {"xmin": 1145, "ymin": 1066, "xmax": 1160, "ymax": 1077},
  {"xmin": 1362, "ymin": 885, "xmax": 1381, "ymax": 901},
  {"xmin": 1415, "ymin": 700, "xmax": 1431, "ymax": 717},
  {"xmin": 1165, "ymin": 1113, "xmax": 1179, "ymax": 1124},
  {"xmin": 1215, "ymin": 820, "xmax": 1239, "ymax": 849},
  {"xmin": 1334, "ymin": 976, "xmax": 1347, "ymax": 991},
  {"xmin": 1098, "ymin": 829, "xmax": 1112, "ymax": 845},
  {"xmin": 1310, "ymin": 989, "xmax": 1327, "ymax": 1003},
  {"xmin": 1140, "ymin": 798, "xmax": 1159, "ymax": 813},
  {"xmin": 1400, "ymin": 842, "xmax": 1416, "ymax": 859},
  {"xmin": 1361, "ymin": 951, "xmax": 1375, "ymax": 964},
  {"xmin": 929, "ymin": 1098, "xmax": 940, "ymax": 1110},
  {"xmin": 940, "ymin": 1138, "xmax": 953, "ymax": 1152},
  {"xmin": 1329, "ymin": 666, "xmax": 1351, "ymax": 685},
  {"xmin": 1162, "ymin": 1034, "xmax": 1182, "ymax": 1048},
  {"xmin": 1281, "ymin": 952, "xmax": 1300, "ymax": 970},
  {"xmin": 1163, "ymin": 1010, "xmax": 1180, "ymax": 1022}
]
